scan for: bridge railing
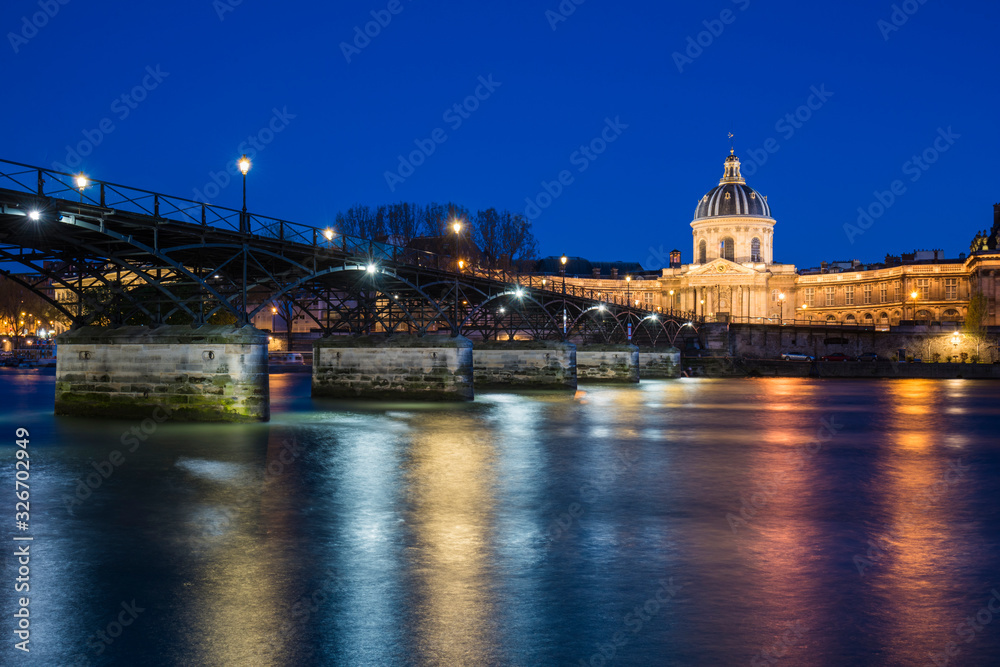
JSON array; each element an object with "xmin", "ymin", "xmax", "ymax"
[{"xmin": 0, "ymin": 158, "xmax": 680, "ymax": 318}]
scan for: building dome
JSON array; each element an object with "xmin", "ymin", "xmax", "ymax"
[{"xmin": 694, "ymin": 151, "xmax": 772, "ymax": 220}]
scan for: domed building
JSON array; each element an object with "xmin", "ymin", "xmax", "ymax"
[
  {"xmin": 692, "ymin": 150, "xmax": 775, "ymax": 265},
  {"xmin": 659, "ymin": 151, "xmax": 799, "ymax": 321},
  {"xmin": 547, "ymin": 148, "xmax": 998, "ymax": 330}
]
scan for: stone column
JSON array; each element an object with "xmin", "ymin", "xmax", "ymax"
[
  {"xmin": 473, "ymin": 340, "xmax": 576, "ymax": 389},
  {"xmin": 55, "ymin": 325, "xmax": 269, "ymax": 422},
  {"xmin": 577, "ymin": 344, "xmax": 640, "ymax": 383},
  {"xmin": 638, "ymin": 347, "xmax": 681, "ymax": 378},
  {"xmin": 313, "ymin": 335, "xmax": 473, "ymax": 401}
]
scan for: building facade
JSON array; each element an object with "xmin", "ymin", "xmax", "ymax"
[{"xmin": 555, "ymin": 152, "xmax": 1000, "ymax": 328}]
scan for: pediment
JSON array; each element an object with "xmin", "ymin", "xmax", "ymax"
[{"xmin": 687, "ymin": 259, "xmax": 759, "ymax": 277}]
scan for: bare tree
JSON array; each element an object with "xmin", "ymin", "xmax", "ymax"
[
  {"xmin": 385, "ymin": 202, "xmax": 420, "ymax": 245},
  {"xmin": 498, "ymin": 211, "xmax": 538, "ymax": 263},
  {"xmin": 473, "ymin": 208, "xmax": 503, "ymax": 266}
]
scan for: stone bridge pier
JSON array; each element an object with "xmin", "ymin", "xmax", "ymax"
[{"xmin": 54, "ymin": 325, "xmax": 270, "ymax": 422}]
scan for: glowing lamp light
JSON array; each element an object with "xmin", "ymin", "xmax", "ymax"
[
  {"xmin": 452, "ymin": 221, "xmax": 462, "ymax": 234},
  {"xmin": 28, "ymin": 211, "xmax": 40, "ymax": 221},
  {"xmin": 366, "ymin": 264, "xmax": 377, "ymax": 273},
  {"xmin": 626, "ymin": 275, "xmax": 632, "ymax": 282},
  {"xmin": 238, "ymin": 155, "xmax": 252, "ymax": 175},
  {"xmin": 458, "ymin": 260, "xmax": 465, "ymax": 269},
  {"xmin": 911, "ymin": 291, "xmax": 919, "ymax": 299},
  {"xmin": 515, "ymin": 288, "xmax": 524, "ymax": 298},
  {"xmin": 499, "ymin": 307, "xmax": 506, "ymax": 314},
  {"xmin": 598, "ymin": 304, "xmax": 606, "ymax": 311},
  {"xmin": 560, "ymin": 255, "xmax": 567, "ymax": 265},
  {"xmin": 271, "ymin": 307, "xmax": 278, "ymax": 314},
  {"xmin": 778, "ymin": 292, "xmax": 786, "ymax": 300},
  {"xmin": 75, "ymin": 174, "xmax": 89, "ymax": 189},
  {"xmin": 323, "ymin": 228, "xmax": 335, "ymax": 241}
]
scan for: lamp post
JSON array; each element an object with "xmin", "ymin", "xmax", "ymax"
[
  {"xmin": 238, "ymin": 155, "xmax": 251, "ymax": 234},
  {"xmin": 626, "ymin": 274, "xmax": 632, "ymax": 308},
  {"xmin": 778, "ymin": 292, "xmax": 785, "ymax": 324},
  {"xmin": 452, "ymin": 220, "xmax": 463, "ymax": 268},
  {"xmin": 560, "ymin": 255, "xmax": 567, "ymax": 336},
  {"xmin": 668, "ymin": 289, "xmax": 675, "ymax": 315},
  {"xmin": 909, "ymin": 290, "xmax": 919, "ymax": 322},
  {"xmin": 75, "ymin": 174, "xmax": 88, "ymax": 203},
  {"xmin": 452, "ymin": 220, "xmax": 464, "ymax": 334}
]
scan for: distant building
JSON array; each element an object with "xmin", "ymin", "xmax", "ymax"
[{"xmin": 544, "ymin": 152, "xmax": 1000, "ymax": 326}]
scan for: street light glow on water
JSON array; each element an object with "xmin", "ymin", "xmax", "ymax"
[{"xmin": 2, "ymin": 373, "xmax": 1000, "ymax": 664}]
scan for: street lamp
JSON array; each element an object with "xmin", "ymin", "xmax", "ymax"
[
  {"xmin": 560, "ymin": 255, "xmax": 568, "ymax": 335},
  {"xmin": 778, "ymin": 292, "xmax": 786, "ymax": 324},
  {"xmin": 323, "ymin": 228, "xmax": 335, "ymax": 248},
  {"xmin": 452, "ymin": 220, "xmax": 464, "ymax": 270},
  {"xmin": 909, "ymin": 290, "xmax": 919, "ymax": 321},
  {"xmin": 76, "ymin": 173, "xmax": 88, "ymax": 202},
  {"xmin": 626, "ymin": 274, "xmax": 632, "ymax": 307},
  {"xmin": 238, "ymin": 155, "xmax": 251, "ymax": 233},
  {"xmin": 668, "ymin": 289, "xmax": 675, "ymax": 315}
]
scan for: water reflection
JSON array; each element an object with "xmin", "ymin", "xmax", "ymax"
[
  {"xmin": 3, "ymin": 375, "xmax": 1000, "ymax": 665},
  {"xmin": 403, "ymin": 410, "xmax": 500, "ymax": 665}
]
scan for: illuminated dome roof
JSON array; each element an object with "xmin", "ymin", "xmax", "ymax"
[{"xmin": 694, "ymin": 151, "xmax": 772, "ymax": 221}]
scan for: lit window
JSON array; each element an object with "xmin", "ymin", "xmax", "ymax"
[
  {"xmin": 845, "ymin": 285, "xmax": 855, "ymax": 306},
  {"xmin": 805, "ymin": 288, "xmax": 815, "ymax": 307},
  {"xmin": 945, "ymin": 278, "xmax": 958, "ymax": 300},
  {"xmin": 825, "ymin": 286, "xmax": 835, "ymax": 306},
  {"xmin": 720, "ymin": 237, "xmax": 735, "ymax": 262},
  {"xmin": 863, "ymin": 285, "xmax": 872, "ymax": 305}
]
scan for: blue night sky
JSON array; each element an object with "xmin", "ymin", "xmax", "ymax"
[{"xmin": 2, "ymin": 0, "xmax": 996, "ymax": 269}]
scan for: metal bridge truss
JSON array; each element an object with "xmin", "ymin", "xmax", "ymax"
[{"xmin": 0, "ymin": 159, "xmax": 701, "ymax": 347}]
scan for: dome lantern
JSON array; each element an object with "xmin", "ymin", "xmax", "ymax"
[{"xmin": 693, "ymin": 152, "xmax": 772, "ymax": 221}]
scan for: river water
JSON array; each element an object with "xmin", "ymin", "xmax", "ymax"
[{"xmin": 2, "ymin": 371, "xmax": 1000, "ymax": 666}]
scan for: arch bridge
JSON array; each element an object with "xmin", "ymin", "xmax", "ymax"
[{"xmin": 0, "ymin": 158, "xmax": 700, "ymax": 347}]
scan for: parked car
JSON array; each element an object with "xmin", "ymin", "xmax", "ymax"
[
  {"xmin": 857, "ymin": 352, "xmax": 879, "ymax": 362},
  {"xmin": 820, "ymin": 353, "xmax": 854, "ymax": 362},
  {"xmin": 781, "ymin": 353, "xmax": 814, "ymax": 361}
]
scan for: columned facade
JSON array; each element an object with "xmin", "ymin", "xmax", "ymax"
[{"xmin": 550, "ymin": 152, "xmax": 1000, "ymax": 328}]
